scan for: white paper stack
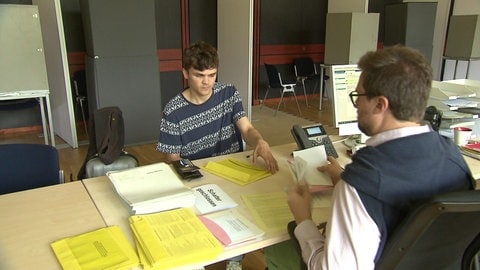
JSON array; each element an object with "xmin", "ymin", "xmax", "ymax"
[{"xmin": 107, "ymin": 162, "xmax": 195, "ymax": 214}]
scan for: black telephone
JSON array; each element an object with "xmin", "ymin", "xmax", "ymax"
[
  {"xmin": 291, "ymin": 124, "xmax": 338, "ymax": 158},
  {"xmin": 423, "ymin": 106, "xmax": 442, "ymax": 132}
]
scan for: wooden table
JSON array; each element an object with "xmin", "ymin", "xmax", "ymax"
[
  {"xmin": 1, "ymin": 140, "xmax": 478, "ymax": 269},
  {"xmin": 0, "ymin": 181, "xmax": 106, "ymax": 269},
  {"xmin": 463, "ymin": 155, "xmax": 480, "ymax": 183},
  {"xmin": 82, "ymin": 142, "xmax": 352, "ymax": 268}
]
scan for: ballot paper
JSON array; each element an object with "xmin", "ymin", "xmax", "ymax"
[{"xmin": 288, "ymin": 145, "xmax": 333, "ymax": 191}]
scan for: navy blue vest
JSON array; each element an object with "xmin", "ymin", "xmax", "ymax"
[{"xmin": 342, "ymin": 132, "xmax": 474, "ymax": 261}]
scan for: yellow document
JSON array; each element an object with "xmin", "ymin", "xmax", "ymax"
[
  {"xmin": 242, "ymin": 192, "xmax": 294, "ymax": 232},
  {"xmin": 51, "ymin": 226, "xmax": 139, "ymax": 270},
  {"xmin": 129, "ymin": 208, "xmax": 223, "ymax": 269},
  {"xmin": 242, "ymin": 192, "xmax": 331, "ymax": 233},
  {"xmin": 203, "ymin": 158, "xmax": 272, "ymax": 185}
]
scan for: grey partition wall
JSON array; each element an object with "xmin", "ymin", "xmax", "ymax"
[
  {"xmin": 384, "ymin": 2, "xmax": 437, "ymax": 64},
  {"xmin": 80, "ymin": 0, "xmax": 161, "ymax": 145}
]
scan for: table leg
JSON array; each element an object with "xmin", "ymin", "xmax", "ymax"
[
  {"xmin": 319, "ymin": 67, "xmax": 324, "ymax": 111},
  {"xmin": 45, "ymin": 94, "xmax": 55, "ymax": 147},
  {"xmin": 38, "ymin": 97, "xmax": 48, "ymax": 145}
]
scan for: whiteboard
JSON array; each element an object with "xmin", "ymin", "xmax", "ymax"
[{"xmin": 0, "ymin": 5, "xmax": 49, "ymax": 93}]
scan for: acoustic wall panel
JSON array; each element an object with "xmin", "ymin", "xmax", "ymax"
[
  {"xmin": 385, "ymin": 3, "xmax": 437, "ymax": 63},
  {"xmin": 81, "ymin": 0, "xmax": 161, "ymax": 145},
  {"xmin": 324, "ymin": 13, "xmax": 379, "ymax": 65},
  {"xmin": 445, "ymin": 15, "xmax": 480, "ymax": 59},
  {"xmin": 80, "ymin": 0, "xmax": 157, "ymax": 58},
  {"xmin": 86, "ymin": 56, "xmax": 161, "ymax": 145}
]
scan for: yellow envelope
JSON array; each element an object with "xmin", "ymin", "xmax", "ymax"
[{"xmin": 51, "ymin": 226, "xmax": 139, "ymax": 270}]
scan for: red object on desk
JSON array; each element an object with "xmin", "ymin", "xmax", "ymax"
[{"xmin": 464, "ymin": 143, "xmax": 480, "ymax": 153}]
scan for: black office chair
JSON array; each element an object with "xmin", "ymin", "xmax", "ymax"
[
  {"xmin": 376, "ymin": 190, "xmax": 480, "ymax": 270},
  {"xmin": 293, "ymin": 57, "xmax": 318, "ymax": 107},
  {"xmin": 288, "ymin": 190, "xmax": 480, "ymax": 270},
  {"xmin": 0, "ymin": 143, "xmax": 64, "ymax": 195},
  {"xmin": 262, "ymin": 63, "xmax": 302, "ymax": 116},
  {"xmin": 71, "ymin": 70, "xmax": 89, "ymax": 137}
]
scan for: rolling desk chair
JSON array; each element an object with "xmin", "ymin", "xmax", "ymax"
[
  {"xmin": 376, "ymin": 190, "xmax": 480, "ymax": 270},
  {"xmin": 288, "ymin": 190, "xmax": 480, "ymax": 270},
  {"xmin": 262, "ymin": 63, "xmax": 302, "ymax": 116},
  {"xmin": 0, "ymin": 143, "xmax": 64, "ymax": 195}
]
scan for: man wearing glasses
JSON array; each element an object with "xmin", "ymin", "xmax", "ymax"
[{"xmin": 282, "ymin": 45, "xmax": 475, "ymax": 269}]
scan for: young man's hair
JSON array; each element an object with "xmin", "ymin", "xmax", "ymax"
[
  {"xmin": 182, "ymin": 41, "xmax": 219, "ymax": 71},
  {"xmin": 358, "ymin": 45, "xmax": 433, "ymax": 122}
]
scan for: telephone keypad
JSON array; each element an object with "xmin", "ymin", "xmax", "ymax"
[{"xmin": 311, "ymin": 136, "xmax": 338, "ymax": 158}]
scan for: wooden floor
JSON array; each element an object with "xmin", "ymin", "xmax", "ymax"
[{"xmin": 0, "ymin": 93, "xmax": 332, "ymax": 270}]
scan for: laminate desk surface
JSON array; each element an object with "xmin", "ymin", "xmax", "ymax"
[
  {"xmin": 82, "ymin": 140, "xmax": 480, "ymax": 268},
  {"xmin": 464, "ymin": 155, "xmax": 480, "ymax": 182},
  {"xmin": 2, "ymin": 141, "xmax": 477, "ymax": 270},
  {"xmin": 0, "ymin": 181, "xmax": 107, "ymax": 269},
  {"xmin": 83, "ymin": 142, "xmax": 350, "ymax": 267}
]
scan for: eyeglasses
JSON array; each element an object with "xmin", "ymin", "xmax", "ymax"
[{"xmin": 349, "ymin": 91, "xmax": 371, "ymax": 107}]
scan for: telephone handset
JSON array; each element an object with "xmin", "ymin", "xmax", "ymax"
[{"xmin": 291, "ymin": 124, "xmax": 338, "ymax": 158}]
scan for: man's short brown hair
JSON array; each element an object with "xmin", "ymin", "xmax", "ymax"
[
  {"xmin": 182, "ymin": 41, "xmax": 219, "ymax": 71},
  {"xmin": 358, "ymin": 45, "xmax": 433, "ymax": 122}
]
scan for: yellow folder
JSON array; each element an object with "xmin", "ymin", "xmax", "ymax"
[
  {"xmin": 203, "ymin": 158, "xmax": 272, "ymax": 185},
  {"xmin": 51, "ymin": 225, "xmax": 139, "ymax": 270}
]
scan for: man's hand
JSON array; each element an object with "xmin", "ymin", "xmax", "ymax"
[
  {"xmin": 252, "ymin": 139, "xmax": 278, "ymax": 173},
  {"xmin": 317, "ymin": 156, "xmax": 343, "ymax": 186},
  {"xmin": 287, "ymin": 184, "xmax": 312, "ymax": 224}
]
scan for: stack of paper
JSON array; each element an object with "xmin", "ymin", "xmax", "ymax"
[
  {"xmin": 199, "ymin": 209, "xmax": 264, "ymax": 247},
  {"xmin": 429, "ymin": 80, "xmax": 478, "ymax": 111},
  {"xmin": 288, "ymin": 146, "xmax": 334, "ymax": 192},
  {"xmin": 107, "ymin": 162, "xmax": 195, "ymax": 214},
  {"xmin": 203, "ymin": 158, "xmax": 272, "ymax": 185},
  {"xmin": 51, "ymin": 226, "xmax": 139, "ymax": 269},
  {"xmin": 460, "ymin": 143, "xmax": 480, "ymax": 160},
  {"xmin": 241, "ymin": 192, "xmax": 294, "ymax": 232},
  {"xmin": 129, "ymin": 208, "xmax": 223, "ymax": 269}
]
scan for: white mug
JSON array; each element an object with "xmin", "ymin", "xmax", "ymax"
[{"xmin": 454, "ymin": 127, "xmax": 472, "ymax": 146}]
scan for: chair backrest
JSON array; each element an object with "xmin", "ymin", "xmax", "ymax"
[
  {"xmin": 0, "ymin": 143, "xmax": 63, "ymax": 195},
  {"xmin": 294, "ymin": 57, "xmax": 316, "ymax": 77},
  {"xmin": 376, "ymin": 190, "xmax": 480, "ymax": 270},
  {"xmin": 72, "ymin": 70, "xmax": 87, "ymax": 97},
  {"xmin": 264, "ymin": 63, "xmax": 282, "ymax": 88}
]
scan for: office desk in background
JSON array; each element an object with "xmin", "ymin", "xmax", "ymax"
[
  {"xmin": 0, "ymin": 181, "xmax": 106, "ymax": 269},
  {"xmin": 0, "ymin": 90, "xmax": 55, "ymax": 146}
]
